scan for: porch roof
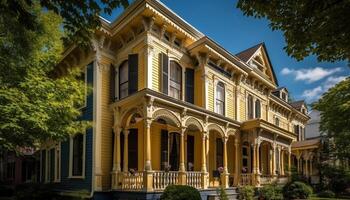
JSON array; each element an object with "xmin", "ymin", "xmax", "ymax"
[
  {"xmin": 110, "ymin": 88, "xmax": 241, "ymax": 129},
  {"xmin": 240, "ymin": 118, "xmax": 297, "ymax": 140},
  {"xmin": 291, "ymin": 138, "xmax": 320, "ymax": 150}
]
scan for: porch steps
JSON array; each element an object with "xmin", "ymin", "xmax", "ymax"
[{"xmin": 205, "ymin": 187, "xmax": 239, "ymax": 200}]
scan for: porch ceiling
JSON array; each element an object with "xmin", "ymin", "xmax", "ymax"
[{"xmin": 241, "ymin": 118, "xmax": 297, "ymax": 140}]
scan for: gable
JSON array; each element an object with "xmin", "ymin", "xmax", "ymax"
[{"xmin": 236, "ymin": 43, "xmax": 278, "ymax": 86}]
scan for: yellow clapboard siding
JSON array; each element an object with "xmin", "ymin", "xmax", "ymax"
[
  {"xmin": 227, "ymin": 87, "xmax": 234, "ymax": 119},
  {"xmin": 207, "ymin": 78, "xmax": 214, "ymax": 112}
]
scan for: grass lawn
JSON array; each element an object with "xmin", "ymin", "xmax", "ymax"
[{"xmin": 310, "ymin": 194, "xmax": 350, "ymax": 200}]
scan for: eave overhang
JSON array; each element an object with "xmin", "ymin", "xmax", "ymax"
[{"xmin": 241, "ymin": 119, "xmax": 297, "ymax": 141}]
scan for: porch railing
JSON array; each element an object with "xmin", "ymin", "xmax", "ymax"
[
  {"xmin": 153, "ymin": 171, "xmax": 179, "ymax": 190},
  {"xmin": 121, "ymin": 172, "xmax": 144, "ymax": 190},
  {"xmin": 186, "ymin": 171, "xmax": 202, "ymax": 189},
  {"xmin": 240, "ymin": 173, "xmax": 253, "ymax": 186}
]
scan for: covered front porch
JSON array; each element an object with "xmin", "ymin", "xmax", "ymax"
[{"xmin": 110, "ymin": 89, "xmax": 242, "ymax": 192}]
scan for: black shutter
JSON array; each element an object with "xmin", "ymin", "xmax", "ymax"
[
  {"xmin": 161, "ymin": 53, "xmax": 169, "ymax": 95},
  {"xmin": 110, "ymin": 65, "xmax": 115, "ymax": 102},
  {"xmin": 128, "ymin": 54, "xmax": 138, "ymax": 95},
  {"xmin": 185, "ymin": 68, "xmax": 194, "ymax": 103}
]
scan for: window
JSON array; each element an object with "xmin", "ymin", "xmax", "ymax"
[
  {"xmin": 281, "ymin": 92, "xmax": 286, "ymax": 101},
  {"xmin": 128, "ymin": 129, "xmax": 138, "ymax": 170},
  {"xmin": 215, "ymin": 82, "xmax": 225, "ymax": 115},
  {"xmin": 169, "ymin": 61, "xmax": 182, "ymax": 99},
  {"xmin": 70, "ymin": 133, "xmax": 85, "ymax": 178},
  {"xmin": 248, "ymin": 95, "xmax": 254, "ymax": 119},
  {"xmin": 275, "ymin": 117, "xmax": 280, "ymax": 127},
  {"xmin": 160, "ymin": 130, "xmax": 169, "ymax": 170},
  {"xmin": 6, "ymin": 162, "xmax": 15, "ymax": 180},
  {"xmin": 242, "ymin": 142, "xmax": 250, "ymax": 173},
  {"xmin": 255, "ymin": 99, "xmax": 261, "ymax": 118},
  {"xmin": 119, "ymin": 61, "xmax": 128, "ymax": 99}
]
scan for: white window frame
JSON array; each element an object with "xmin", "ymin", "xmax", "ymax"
[
  {"xmin": 78, "ymin": 65, "xmax": 87, "ymax": 110},
  {"xmin": 69, "ymin": 133, "xmax": 86, "ymax": 179}
]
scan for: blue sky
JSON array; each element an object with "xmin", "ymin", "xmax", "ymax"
[{"xmin": 100, "ymin": 0, "xmax": 349, "ymax": 105}]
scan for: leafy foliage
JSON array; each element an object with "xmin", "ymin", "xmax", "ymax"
[
  {"xmin": 318, "ymin": 164, "xmax": 350, "ymax": 193},
  {"xmin": 218, "ymin": 186, "xmax": 229, "ymax": 200},
  {"xmin": 160, "ymin": 185, "xmax": 201, "ymax": 200},
  {"xmin": 282, "ymin": 181, "xmax": 313, "ymax": 200},
  {"xmin": 317, "ymin": 190, "xmax": 335, "ymax": 198},
  {"xmin": 0, "ymin": 0, "xmax": 129, "ymax": 46},
  {"xmin": 259, "ymin": 182, "xmax": 283, "ymax": 200},
  {"xmin": 236, "ymin": 0, "xmax": 350, "ymax": 62},
  {"xmin": 239, "ymin": 185, "xmax": 255, "ymax": 200},
  {"xmin": 314, "ymin": 78, "xmax": 350, "ymax": 160},
  {"xmin": 0, "ymin": 5, "xmax": 90, "ymax": 151}
]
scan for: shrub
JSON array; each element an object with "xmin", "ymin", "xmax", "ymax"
[
  {"xmin": 320, "ymin": 164, "xmax": 350, "ymax": 193},
  {"xmin": 317, "ymin": 190, "xmax": 335, "ymax": 198},
  {"xmin": 259, "ymin": 183, "xmax": 283, "ymax": 200},
  {"xmin": 0, "ymin": 185, "xmax": 14, "ymax": 197},
  {"xmin": 239, "ymin": 185, "xmax": 255, "ymax": 200},
  {"xmin": 218, "ymin": 186, "xmax": 228, "ymax": 200},
  {"xmin": 160, "ymin": 185, "xmax": 201, "ymax": 200},
  {"xmin": 283, "ymin": 181, "xmax": 312, "ymax": 200}
]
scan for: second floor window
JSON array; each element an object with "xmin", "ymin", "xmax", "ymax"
[
  {"xmin": 215, "ymin": 82, "xmax": 225, "ymax": 115},
  {"xmin": 248, "ymin": 95, "xmax": 253, "ymax": 119},
  {"xmin": 275, "ymin": 117, "xmax": 280, "ymax": 127},
  {"xmin": 169, "ymin": 61, "xmax": 182, "ymax": 99},
  {"xmin": 255, "ymin": 99, "xmax": 261, "ymax": 118},
  {"xmin": 119, "ymin": 61, "xmax": 128, "ymax": 99}
]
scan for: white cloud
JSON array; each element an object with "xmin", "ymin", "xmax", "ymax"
[
  {"xmin": 302, "ymin": 86, "xmax": 323, "ymax": 102},
  {"xmin": 323, "ymin": 76, "xmax": 347, "ymax": 90},
  {"xmin": 301, "ymin": 75, "xmax": 347, "ymax": 102},
  {"xmin": 281, "ymin": 67, "xmax": 342, "ymax": 83}
]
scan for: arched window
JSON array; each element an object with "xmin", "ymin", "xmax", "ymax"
[
  {"xmin": 119, "ymin": 61, "xmax": 128, "ymax": 99},
  {"xmin": 255, "ymin": 99, "xmax": 261, "ymax": 118},
  {"xmin": 248, "ymin": 95, "xmax": 253, "ymax": 119},
  {"xmin": 275, "ymin": 117, "xmax": 279, "ymax": 127},
  {"xmin": 169, "ymin": 61, "xmax": 182, "ymax": 99},
  {"xmin": 215, "ymin": 82, "xmax": 225, "ymax": 115}
]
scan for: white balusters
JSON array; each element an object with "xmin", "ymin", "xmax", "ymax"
[
  {"xmin": 121, "ymin": 172, "xmax": 143, "ymax": 190},
  {"xmin": 153, "ymin": 171, "xmax": 179, "ymax": 190},
  {"xmin": 186, "ymin": 172, "xmax": 202, "ymax": 188}
]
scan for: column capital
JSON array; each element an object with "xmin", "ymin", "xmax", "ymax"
[
  {"xmin": 144, "ymin": 118, "xmax": 152, "ymax": 128},
  {"xmin": 123, "ymin": 128, "xmax": 129, "ymax": 136}
]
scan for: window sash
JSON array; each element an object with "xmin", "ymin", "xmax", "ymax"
[{"xmin": 72, "ymin": 135, "xmax": 83, "ymax": 176}]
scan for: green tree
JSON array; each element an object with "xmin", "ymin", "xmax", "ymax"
[
  {"xmin": 0, "ymin": 0, "xmax": 129, "ymax": 46},
  {"xmin": 313, "ymin": 77, "xmax": 350, "ymax": 160},
  {"xmin": 0, "ymin": 5, "xmax": 89, "ymax": 151},
  {"xmin": 236, "ymin": 0, "xmax": 350, "ymax": 62}
]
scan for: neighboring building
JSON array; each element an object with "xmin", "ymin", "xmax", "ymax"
[
  {"xmin": 0, "ymin": 148, "xmax": 40, "ymax": 187},
  {"xmin": 40, "ymin": 0, "xmax": 311, "ymax": 199},
  {"xmin": 291, "ymin": 109, "xmax": 321, "ymax": 184}
]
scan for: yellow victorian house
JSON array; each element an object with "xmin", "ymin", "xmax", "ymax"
[{"xmin": 39, "ymin": 0, "xmax": 310, "ymax": 199}]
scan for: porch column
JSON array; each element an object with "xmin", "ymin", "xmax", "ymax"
[
  {"xmin": 288, "ymin": 151, "xmax": 291, "ymax": 175},
  {"xmin": 272, "ymin": 144, "xmax": 276, "ymax": 176},
  {"xmin": 221, "ymin": 137, "xmax": 229, "ymax": 188},
  {"xmin": 144, "ymin": 119, "xmax": 153, "ymax": 191},
  {"xmin": 123, "ymin": 129, "xmax": 129, "ymax": 173},
  {"xmin": 179, "ymin": 127, "xmax": 186, "ymax": 185},
  {"xmin": 281, "ymin": 151, "xmax": 284, "ymax": 176},
  {"xmin": 201, "ymin": 133, "xmax": 208, "ymax": 189},
  {"xmin": 297, "ymin": 157, "xmax": 300, "ymax": 174},
  {"xmin": 254, "ymin": 140, "xmax": 261, "ymax": 186},
  {"xmin": 234, "ymin": 139, "xmax": 240, "ymax": 186},
  {"xmin": 305, "ymin": 159, "xmax": 309, "ymax": 177},
  {"xmin": 112, "ymin": 126, "xmax": 121, "ymax": 189},
  {"xmin": 310, "ymin": 159, "xmax": 313, "ymax": 176}
]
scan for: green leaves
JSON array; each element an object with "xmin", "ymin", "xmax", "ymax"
[
  {"xmin": 0, "ymin": 4, "xmax": 90, "ymax": 152},
  {"xmin": 236, "ymin": 0, "xmax": 350, "ymax": 62},
  {"xmin": 313, "ymin": 77, "xmax": 350, "ymax": 160}
]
